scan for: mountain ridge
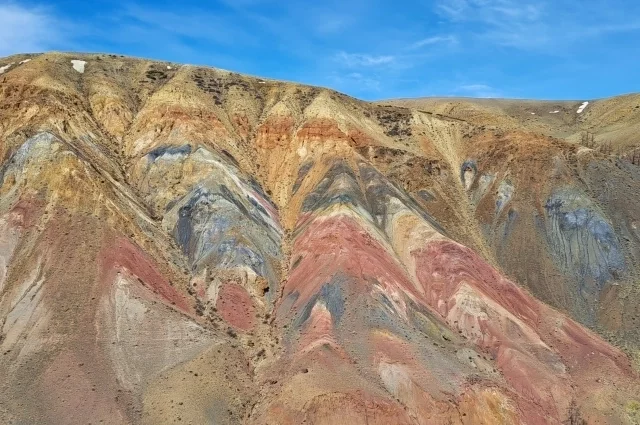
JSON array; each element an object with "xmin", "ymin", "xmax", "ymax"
[{"xmin": 1, "ymin": 51, "xmax": 639, "ymax": 424}]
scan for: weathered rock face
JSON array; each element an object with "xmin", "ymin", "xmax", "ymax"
[{"xmin": 0, "ymin": 52, "xmax": 639, "ymax": 424}]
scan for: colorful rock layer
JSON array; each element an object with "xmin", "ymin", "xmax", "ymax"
[{"xmin": 0, "ymin": 52, "xmax": 639, "ymax": 424}]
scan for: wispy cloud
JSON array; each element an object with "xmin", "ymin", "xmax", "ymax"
[
  {"xmin": 408, "ymin": 35, "xmax": 458, "ymax": 50},
  {"xmin": 437, "ymin": 0, "xmax": 543, "ymax": 22},
  {"xmin": 122, "ymin": 4, "xmax": 256, "ymax": 46},
  {"xmin": 335, "ymin": 52, "xmax": 396, "ymax": 68},
  {"xmin": 435, "ymin": 0, "xmax": 550, "ymax": 49},
  {"xmin": 0, "ymin": 3, "xmax": 62, "ymax": 56},
  {"xmin": 455, "ymin": 83, "xmax": 502, "ymax": 98},
  {"xmin": 435, "ymin": 0, "xmax": 640, "ymax": 50}
]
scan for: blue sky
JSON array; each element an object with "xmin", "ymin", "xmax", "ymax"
[{"xmin": 1, "ymin": 0, "xmax": 639, "ymax": 100}]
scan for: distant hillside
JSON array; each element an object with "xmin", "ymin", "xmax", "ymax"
[{"xmin": 381, "ymin": 94, "xmax": 640, "ymax": 150}]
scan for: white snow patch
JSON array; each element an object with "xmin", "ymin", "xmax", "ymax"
[
  {"xmin": 71, "ymin": 59, "xmax": 87, "ymax": 73},
  {"xmin": 577, "ymin": 101, "xmax": 589, "ymax": 114},
  {"xmin": 549, "ymin": 110, "xmax": 560, "ymax": 114},
  {"xmin": 19, "ymin": 59, "xmax": 31, "ymax": 65},
  {"xmin": 0, "ymin": 62, "xmax": 14, "ymax": 74},
  {"xmin": 167, "ymin": 65, "xmax": 172, "ymax": 70}
]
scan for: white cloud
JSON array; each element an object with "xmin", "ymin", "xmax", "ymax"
[
  {"xmin": 335, "ymin": 52, "xmax": 395, "ymax": 68},
  {"xmin": 0, "ymin": 3, "xmax": 61, "ymax": 56},
  {"xmin": 435, "ymin": 0, "xmax": 640, "ymax": 50},
  {"xmin": 436, "ymin": 0, "xmax": 542, "ymax": 23},
  {"xmin": 436, "ymin": 0, "xmax": 550, "ymax": 49},
  {"xmin": 408, "ymin": 35, "xmax": 458, "ymax": 50}
]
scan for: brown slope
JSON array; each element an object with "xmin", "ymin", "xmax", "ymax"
[{"xmin": 381, "ymin": 94, "xmax": 640, "ymax": 149}]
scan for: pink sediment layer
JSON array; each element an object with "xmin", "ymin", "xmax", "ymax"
[{"xmin": 99, "ymin": 237, "xmax": 191, "ymax": 313}]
